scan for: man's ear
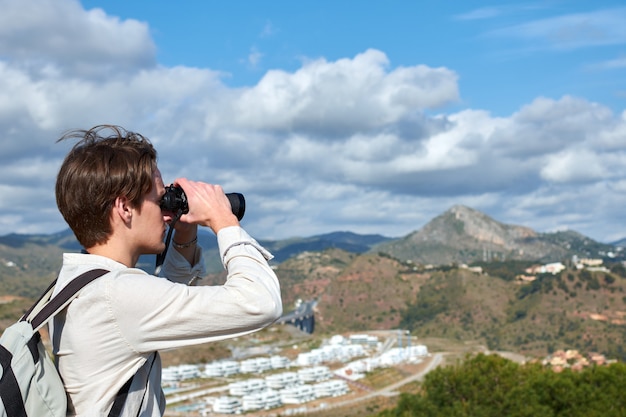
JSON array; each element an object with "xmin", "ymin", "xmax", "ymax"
[{"xmin": 112, "ymin": 195, "xmax": 133, "ymax": 225}]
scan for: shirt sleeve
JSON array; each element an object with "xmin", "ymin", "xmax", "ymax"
[
  {"xmin": 105, "ymin": 226, "xmax": 282, "ymax": 353},
  {"xmin": 218, "ymin": 225, "xmax": 274, "ymax": 264},
  {"xmin": 159, "ymin": 239, "xmax": 206, "ymax": 284}
]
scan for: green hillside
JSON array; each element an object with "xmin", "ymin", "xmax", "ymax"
[{"xmin": 269, "ymin": 249, "xmax": 626, "ymax": 361}]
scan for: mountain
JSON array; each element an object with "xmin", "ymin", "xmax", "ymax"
[
  {"xmin": 261, "ymin": 231, "xmax": 394, "ymax": 262},
  {"xmin": 160, "ymin": 229, "xmax": 394, "ymax": 273},
  {"xmin": 371, "ymin": 205, "xmax": 618, "ymax": 266},
  {"xmin": 612, "ymin": 237, "xmax": 626, "ymax": 247},
  {"xmin": 3, "ymin": 205, "xmax": 626, "ymax": 361},
  {"xmin": 1, "ymin": 205, "xmax": 621, "ymax": 297},
  {"xmin": 0, "ymin": 228, "xmax": 81, "ymax": 250},
  {"xmin": 0, "ymin": 228, "xmax": 392, "ymax": 296},
  {"xmin": 264, "ymin": 247, "xmax": 626, "ymax": 361}
]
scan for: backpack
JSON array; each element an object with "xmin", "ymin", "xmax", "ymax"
[{"xmin": 0, "ymin": 269, "xmax": 108, "ymax": 417}]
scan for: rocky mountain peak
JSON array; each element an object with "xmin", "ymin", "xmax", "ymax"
[
  {"xmin": 374, "ymin": 205, "xmax": 573, "ymax": 265},
  {"xmin": 413, "ymin": 205, "xmax": 536, "ymax": 248}
]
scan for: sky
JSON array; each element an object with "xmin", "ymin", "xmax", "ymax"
[{"xmin": 0, "ymin": 0, "xmax": 625, "ymax": 243}]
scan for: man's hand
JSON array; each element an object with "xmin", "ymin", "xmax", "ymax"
[{"xmin": 175, "ymin": 178, "xmax": 240, "ymax": 234}]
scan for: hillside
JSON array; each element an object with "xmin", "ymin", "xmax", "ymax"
[
  {"xmin": 264, "ymin": 248, "xmax": 626, "ymax": 360},
  {"xmin": 0, "ymin": 228, "xmax": 391, "ymax": 297},
  {"xmin": 372, "ymin": 205, "xmax": 619, "ymax": 265},
  {"xmin": 613, "ymin": 237, "xmax": 626, "ymax": 247},
  {"xmin": 272, "ymin": 249, "xmax": 431, "ymax": 333},
  {"xmin": 3, "ymin": 205, "xmax": 626, "ymax": 362},
  {"xmin": 402, "ymin": 266, "xmax": 626, "ymax": 359},
  {"xmin": 0, "ymin": 235, "xmax": 66, "ymax": 298}
]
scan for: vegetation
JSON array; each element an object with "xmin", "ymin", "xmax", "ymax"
[
  {"xmin": 472, "ymin": 260, "xmax": 538, "ymax": 281},
  {"xmin": 398, "ymin": 267, "xmax": 626, "ymax": 361},
  {"xmin": 609, "ymin": 262, "xmax": 626, "ymax": 278},
  {"xmin": 378, "ymin": 353, "xmax": 626, "ymax": 417},
  {"xmin": 3, "ymin": 213, "xmax": 626, "ymax": 365}
]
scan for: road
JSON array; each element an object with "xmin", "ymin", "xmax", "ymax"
[{"xmin": 294, "ymin": 353, "xmax": 444, "ymax": 414}]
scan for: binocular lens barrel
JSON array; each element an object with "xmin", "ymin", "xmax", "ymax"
[
  {"xmin": 161, "ymin": 185, "xmax": 245, "ymax": 221},
  {"xmin": 226, "ymin": 193, "xmax": 245, "ymax": 221}
]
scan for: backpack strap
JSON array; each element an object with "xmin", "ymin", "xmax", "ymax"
[
  {"xmin": 0, "ymin": 344, "xmax": 28, "ymax": 417},
  {"xmin": 24, "ymin": 269, "xmax": 109, "ymax": 331},
  {"xmin": 108, "ymin": 352, "xmax": 157, "ymax": 417},
  {"xmin": 20, "ymin": 278, "xmax": 60, "ymax": 322}
]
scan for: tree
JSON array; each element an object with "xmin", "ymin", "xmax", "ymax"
[{"xmin": 378, "ymin": 354, "xmax": 626, "ymax": 417}]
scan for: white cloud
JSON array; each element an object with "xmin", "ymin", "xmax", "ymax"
[
  {"xmin": 485, "ymin": 96, "xmax": 615, "ymax": 160},
  {"xmin": 489, "ymin": 7, "xmax": 626, "ymax": 50},
  {"xmin": 248, "ymin": 48, "xmax": 264, "ymax": 68},
  {"xmin": 0, "ymin": 0, "xmax": 625, "ymax": 244},
  {"xmin": 541, "ymin": 149, "xmax": 610, "ymax": 183},
  {"xmin": 232, "ymin": 49, "xmax": 459, "ymax": 134},
  {"xmin": 454, "ymin": 7, "xmax": 502, "ymax": 21},
  {"xmin": 587, "ymin": 55, "xmax": 626, "ymax": 71},
  {"xmin": 0, "ymin": 0, "xmax": 156, "ymax": 78},
  {"xmin": 260, "ymin": 21, "xmax": 278, "ymax": 38}
]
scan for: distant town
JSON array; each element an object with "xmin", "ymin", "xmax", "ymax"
[{"xmin": 162, "ymin": 332, "xmax": 429, "ymax": 415}]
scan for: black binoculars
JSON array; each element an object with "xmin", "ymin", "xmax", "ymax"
[{"xmin": 160, "ymin": 185, "xmax": 245, "ymax": 221}]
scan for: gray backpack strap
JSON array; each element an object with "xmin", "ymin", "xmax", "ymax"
[
  {"xmin": 108, "ymin": 353, "xmax": 158, "ymax": 417},
  {"xmin": 0, "ymin": 268, "xmax": 109, "ymax": 417},
  {"xmin": 25, "ymin": 269, "xmax": 109, "ymax": 331},
  {"xmin": 0, "ymin": 344, "xmax": 28, "ymax": 417}
]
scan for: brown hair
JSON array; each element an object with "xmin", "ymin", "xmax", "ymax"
[{"xmin": 55, "ymin": 125, "xmax": 158, "ymax": 248}]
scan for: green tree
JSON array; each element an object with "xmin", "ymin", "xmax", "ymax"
[{"xmin": 379, "ymin": 354, "xmax": 626, "ymax": 417}]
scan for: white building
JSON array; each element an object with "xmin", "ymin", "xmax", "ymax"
[
  {"xmin": 279, "ymin": 384, "xmax": 315, "ymax": 404},
  {"xmin": 240, "ymin": 357, "xmax": 272, "ymax": 374},
  {"xmin": 242, "ymin": 389, "xmax": 282, "ymax": 411},
  {"xmin": 270, "ymin": 355, "xmax": 290, "ymax": 369},
  {"xmin": 296, "ymin": 351, "xmax": 323, "ymax": 366},
  {"xmin": 334, "ymin": 358, "xmax": 376, "ymax": 380},
  {"xmin": 161, "ymin": 364, "xmax": 200, "ymax": 382},
  {"xmin": 265, "ymin": 371, "xmax": 299, "ymax": 390},
  {"xmin": 222, "ymin": 360, "xmax": 240, "ymax": 376},
  {"xmin": 576, "ymin": 258, "xmax": 603, "ymax": 268},
  {"xmin": 408, "ymin": 344, "xmax": 429, "ymax": 359},
  {"xmin": 228, "ymin": 380, "xmax": 249, "ymax": 397},
  {"xmin": 203, "ymin": 362, "xmax": 223, "ymax": 378},
  {"xmin": 228, "ymin": 378, "xmax": 266, "ymax": 396},
  {"xmin": 349, "ymin": 334, "xmax": 379, "ymax": 346},
  {"xmin": 239, "ymin": 358, "xmax": 259, "ymax": 373},
  {"xmin": 334, "ymin": 343, "xmax": 366, "ymax": 360},
  {"xmin": 329, "ymin": 334, "xmax": 346, "ymax": 345},
  {"xmin": 256, "ymin": 357, "xmax": 272, "ymax": 373},
  {"xmin": 211, "ymin": 396, "xmax": 242, "ymax": 414},
  {"xmin": 203, "ymin": 360, "xmax": 240, "ymax": 378},
  {"xmin": 297, "ymin": 366, "xmax": 331, "ymax": 383},
  {"xmin": 526, "ymin": 262, "xmax": 566, "ymax": 275},
  {"xmin": 313, "ymin": 379, "xmax": 349, "ymax": 398}
]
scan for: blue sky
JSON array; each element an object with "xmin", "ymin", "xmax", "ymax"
[
  {"xmin": 80, "ymin": 0, "xmax": 626, "ymax": 115},
  {"xmin": 0, "ymin": 0, "xmax": 625, "ymax": 244}
]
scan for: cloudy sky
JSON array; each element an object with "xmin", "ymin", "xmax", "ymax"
[{"xmin": 1, "ymin": 0, "xmax": 625, "ymax": 243}]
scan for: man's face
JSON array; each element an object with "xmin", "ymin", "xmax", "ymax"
[{"xmin": 133, "ymin": 167, "xmax": 168, "ymax": 255}]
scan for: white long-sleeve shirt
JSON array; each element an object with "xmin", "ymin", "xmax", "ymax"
[{"xmin": 51, "ymin": 226, "xmax": 282, "ymax": 416}]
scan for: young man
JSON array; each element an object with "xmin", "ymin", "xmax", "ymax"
[{"xmin": 51, "ymin": 125, "xmax": 282, "ymax": 416}]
